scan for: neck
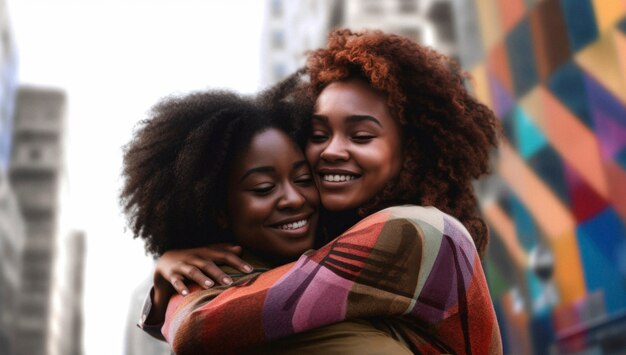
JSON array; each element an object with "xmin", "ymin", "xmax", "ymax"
[
  {"xmin": 243, "ymin": 248, "xmax": 301, "ymax": 267},
  {"xmin": 321, "ymin": 208, "xmax": 361, "ymax": 240}
]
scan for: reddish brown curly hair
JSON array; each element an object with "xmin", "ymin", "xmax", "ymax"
[{"xmin": 305, "ymin": 29, "xmax": 499, "ymax": 257}]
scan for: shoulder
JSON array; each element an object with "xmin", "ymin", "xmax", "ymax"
[{"xmin": 368, "ymin": 205, "xmax": 477, "ymax": 250}]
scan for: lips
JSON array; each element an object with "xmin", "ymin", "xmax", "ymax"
[
  {"xmin": 269, "ymin": 214, "xmax": 314, "ymax": 232},
  {"xmin": 322, "ymin": 174, "xmax": 357, "ymax": 182},
  {"xmin": 317, "ymin": 168, "xmax": 361, "ymax": 183},
  {"xmin": 276, "ymin": 218, "xmax": 308, "ymax": 230}
]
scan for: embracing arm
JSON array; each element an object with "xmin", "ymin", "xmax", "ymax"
[
  {"xmin": 165, "ymin": 206, "xmax": 502, "ymax": 354},
  {"xmin": 137, "ymin": 244, "xmax": 254, "ymax": 340}
]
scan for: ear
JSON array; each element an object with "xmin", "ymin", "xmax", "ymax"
[{"xmin": 215, "ymin": 210, "xmax": 229, "ymax": 230}]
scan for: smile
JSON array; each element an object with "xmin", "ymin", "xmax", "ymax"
[
  {"xmin": 276, "ymin": 219, "xmax": 309, "ymax": 230},
  {"xmin": 321, "ymin": 174, "xmax": 359, "ymax": 182}
]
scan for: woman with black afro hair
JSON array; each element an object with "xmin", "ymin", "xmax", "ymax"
[
  {"xmin": 137, "ymin": 29, "xmax": 502, "ymax": 354},
  {"xmin": 123, "ymin": 75, "xmax": 413, "ymax": 353}
]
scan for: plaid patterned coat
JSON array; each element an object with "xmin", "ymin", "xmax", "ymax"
[{"xmin": 162, "ymin": 205, "xmax": 502, "ymax": 354}]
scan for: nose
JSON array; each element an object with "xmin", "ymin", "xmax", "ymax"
[
  {"xmin": 277, "ymin": 182, "xmax": 306, "ymax": 210},
  {"xmin": 320, "ymin": 136, "xmax": 349, "ymax": 162}
]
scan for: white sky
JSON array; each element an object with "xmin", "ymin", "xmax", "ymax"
[{"xmin": 7, "ymin": 1, "xmax": 265, "ymax": 354}]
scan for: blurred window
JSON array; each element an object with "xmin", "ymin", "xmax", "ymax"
[
  {"xmin": 46, "ymin": 109, "xmax": 57, "ymax": 121},
  {"xmin": 272, "ymin": 30, "xmax": 285, "ymax": 49},
  {"xmin": 273, "ymin": 63, "xmax": 286, "ymax": 81},
  {"xmin": 398, "ymin": 0, "xmax": 418, "ymax": 13},
  {"xmin": 29, "ymin": 148, "xmax": 41, "ymax": 162},
  {"xmin": 363, "ymin": 0, "xmax": 382, "ymax": 14},
  {"xmin": 270, "ymin": 0, "xmax": 282, "ymax": 17},
  {"xmin": 21, "ymin": 300, "xmax": 47, "ymax": 317}
]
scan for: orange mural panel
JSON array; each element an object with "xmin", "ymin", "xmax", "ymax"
[
  {"xmin": 470, "ymin": 64, "xmax": 494, "ymax": 109},
  {"xmin": 614, "ymin": 31, "xmax": 626, "ymax": 90},
  {"xmin": 475, "ymin": 0, "xmax": 502, "ymax": 51},
  {"xmin": 592, "ymin": 0, "xmax": 626, "ymax": 32},
  {"xmin": 496, "ymin": 0, "xmax": 525, "ymax": 33},
  {"xmin": 536, "ymin": 87, "xmax": 610, "ymax": 199},
  {"xmin": 548, "ymin": 229, "xmax": 586, "ymax": 305},
  {"xmin": 498, "ymin": 141, "xmax": 575, "ymax": 238},
  {"xmin": 487, "ymin": 40, "xmax": 514, "ymax": 95},
  {"xmin": 501, "ymin": 291, "xmax": 532, "ymax": 355}
]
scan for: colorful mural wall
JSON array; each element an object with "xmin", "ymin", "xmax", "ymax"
[{"xmin": 454, "ymin": 0, "xmax": 626, "ymax": 353}]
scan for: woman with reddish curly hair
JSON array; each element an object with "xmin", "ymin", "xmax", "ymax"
[
  {"xmin": 146, "ymin": 29, "xmax": 502, "ymax": 354},
  {"xmin": 304, "ymin": 28, "xmax": 498, "ymax": 257}
]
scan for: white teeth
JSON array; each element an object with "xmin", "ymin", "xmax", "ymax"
[
  {"xmin": 322, "ymin": 174, "xmax": 356, "ymax": 182},
  {"xmin": 278, "ymin": 219, "xmax": 308, "ymax": 230}
]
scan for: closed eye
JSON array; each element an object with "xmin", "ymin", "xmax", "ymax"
[
  {"xmin": 309, "ymin": 130, "xmax": 329, "ymax": 143},
  {"xmin": 250, "ymin": 184, "xmax": 275, "ymax": 194},
  {"xmin": 295, "ymin": 174, "xmax": 313, "ymax": 185},
  {"xmin": 352, "ymin": 134, "xmax": 375, "ymax": 143}
]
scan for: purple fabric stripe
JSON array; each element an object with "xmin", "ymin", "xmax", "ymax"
[
  {"xmin": 443, "ymin": 217, "xmax": 477, "ymax": 270},
  {"xmin": 262, "ymin": 257, "xmax": 314, "ymax": 339},
  {"xmin": 410, "ymin": 219, "xmax": 477, "ymax": 323},
  {"xmin": 410, "ymin": 233, "xmax": 458, "ymax": 322},
  {"xmin": 262, "ymin": 255, "xmax": 350, "ymax": 339}
]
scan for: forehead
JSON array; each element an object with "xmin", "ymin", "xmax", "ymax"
[
  {"xmin": 236, "ymin": 129, "xmax": 302, "ymax": 167},
  {"xmin": 314, "ymin": 79, "xmax": 389, "ymax": 118}
]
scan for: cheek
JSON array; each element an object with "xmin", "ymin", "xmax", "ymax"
[
  {"xmin": 303, "ymin": 186, "xmax": 320, "ymax": 207},
  {"xmin": 380, "ymin": 138, "xmax": 403, "ymax": 169},
  {"xmin": 305, "ymin": 145, "xmax": 320, "ymax": 165},
  {"xmin": 230, "ymin": 195, "xmax": 268, "ymax": 227}
]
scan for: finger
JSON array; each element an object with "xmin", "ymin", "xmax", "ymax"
[
  {"xmin": 169, "ymin": 275, "xmax": 190, "ymax": 296},
  {"xmin": 210, "ymin": 243, "xmax": 243, "ymax": 255},
  {"xmin": 222, "ymin": 252, "xmax": 253, "ymax": 273},
  {"xmin": 197, "ymin": 262, "xmax": 233, "ymax": 286},
  {"xmin": 180, "ymin": 263, "xmax": 215, "ymax": 289},
  {"xmin": 223, "ymin": 245, "xmax": 243, "ymax": 255},
  {"xmin": 195, "ymin": 247, "xmax": 251, "ymax": 272}
]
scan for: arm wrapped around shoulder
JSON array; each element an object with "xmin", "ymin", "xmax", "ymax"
[{"xmin": 165, "ymin": 205, "xmax": 501, "ymax": 354}]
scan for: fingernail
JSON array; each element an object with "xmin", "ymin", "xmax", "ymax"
[
  {"xmin": 204, "ymin": 280, "xmax": 213, "ymax": 287},
  {"xmin": 182, "ymin": 290, "xmax": 188, "ymax": 296},
  {"xmin": 222, "ymin": 277, "xmax": 233, "ymax": 285},
  {"xmin": 243, "ymin": 265, "xmax": 253, "ymax": 273}
]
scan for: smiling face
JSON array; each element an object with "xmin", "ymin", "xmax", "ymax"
[
  {"xmin": 226, "ymin": 128, "xmax": 320, "ymax": 259},
  {"xmin": 305, "ymin": 79, "xmax": 403, "ymax": 212}
]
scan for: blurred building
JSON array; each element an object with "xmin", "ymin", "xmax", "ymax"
[
  {"xmin": 9, "ymin": 86, "xmax": 66, "ymax": 355},
  {"xmin": 453, "ymin": 1, "xmax": 626, "ymax": 354},
  {"xmin": 0, "ymin": 1, "xmax": 24, "ymax": 354},
  {"xmin": 260, "ymin": 0, "xmax": 343, "ymax": 87},
  {"xmin": 48, "ymin": 230, "xmax": 85, "ymax": 355},
  {"xmin": 0, "ymin": 167, "xmax": 25, "ymax": 355},
  {"xmin": 343, "ymin": 0, "xmax": 457, "ymax": 58},
  {"xmin": 260, "ymin": 0, "xmax": 459, "ymax": 87},
  {"xmin": 124, "ymin": 272, "xmax": 173, "ymax": 355}
]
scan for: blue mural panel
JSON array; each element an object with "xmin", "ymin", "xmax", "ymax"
[
  {"xmin": 506, "ymin": 18, "xmax": 539, "ymax": 97},
  {"xmin": 510, "ymin": 194, "xmax": 540, "ymax": 251},
  {"xmin": 548, "ymin": 61, "xmax": 593, "ymax": 128},
  {"xmin": 560, "ymin": 0, "xmax": 599, "ymax": 51},
  {"xmin": 576, "ymin": 208, "xmax": 626, "ymax": 313},
  {"xmin": 527, "ymin": 145, "xmax": 570, "ymax": 206},
  {"xmin": 513, "ymin": 105, "xmax": 547, "ymax": 158}
]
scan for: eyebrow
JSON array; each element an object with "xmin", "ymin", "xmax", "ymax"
[
  {"xmin": 239, "ymin": 160, "xmax": 309, "ymax": 182},
  {"xmin": 240, "ymin": 166, "xmax": 274, "ymax": 182},
  {"xmin": 293, "ymin": 159, "xmax": 308, "ymax": 169},
  {"xmin": 312, "ymin": 114, "xmax": 382, "ymax": 127}
]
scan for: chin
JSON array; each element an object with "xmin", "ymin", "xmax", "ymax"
[{"xmin": 321, "ymin": 197, "xmax": 359, "ymax": 212}]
